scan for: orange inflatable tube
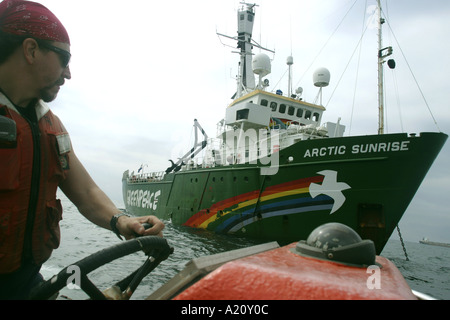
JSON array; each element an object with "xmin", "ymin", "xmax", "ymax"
[{"xmin": 174, "ymin": 243, "xmax": 416, "ymax": 300}]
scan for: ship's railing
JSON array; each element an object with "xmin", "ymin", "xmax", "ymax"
[
  {"xmin": 127, "ymin": 171, "xmax": 165, "ymax": 183},
  {"xmin": 178, "ymin": 136, "xmax": 273, "ymax": 171},
  {"xmin": 172, "ymin": 121, "xmax": 332, "ymax": 173}
]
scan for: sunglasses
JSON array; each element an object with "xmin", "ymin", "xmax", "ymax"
[{"xmin": 37, "ymin": 41, "xmax": 71, "ymax": 68}]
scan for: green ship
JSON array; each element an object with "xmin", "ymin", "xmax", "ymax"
[{"xmin": 122, "ymin": 3, "xmax": 447, "ymax": 254}]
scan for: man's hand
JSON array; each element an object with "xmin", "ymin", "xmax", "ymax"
[{"xmin": 116, "ymin": 215, "xmax": 165, "ymax": 240}]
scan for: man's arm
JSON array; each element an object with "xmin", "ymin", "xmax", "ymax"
[{"xmin": 59, "ymin": 151, "xmax": 164, "ymax": 238}]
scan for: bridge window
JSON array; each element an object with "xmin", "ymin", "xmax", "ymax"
[
  {"xmin": 236, "ymin": 109, "xmax": 249, "ymax": 120},
  {"xmin": 261, "ymin": 99, "xmax": 268, "ymax": 107},
  {"xmin": 270, "ymin": 102, "xmax": 277, "ymax": 112},
  {"xmin": 296, "ymin": 108, "xmax": 303, "ymax": 118},
  {"xmin": 288, "ymin": 106, "xmax": 295, "ymax": 116},
  {"xmin": 305, "ymin": 110, "xmax": 311, "ymax": 120},
  {"xmin": 313, "ymin": 112, "xmax": 320, "ymax": 122},
  {"xmin": 279, "ymin": 104, "xmax": 286, "ymax": 113}
]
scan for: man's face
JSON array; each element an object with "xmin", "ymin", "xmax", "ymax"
[{"xmin": 36, "ymin": 41, "xmax": 71, "ymax": 103}]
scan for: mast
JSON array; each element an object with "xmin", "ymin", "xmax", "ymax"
[
  {"xmin": 377, "ymin": 0, "xmax": 393, "ymax": 135},
  {"xmin": 377, "ymin": 0, "xmax": 384, "ymax": 135},
  {"xmin": 216, "ymin": 3, "xmax": 274, "ymax": 100},
  {"xmin": 237, "ymin": 2, "xmax": 256, "ymax": 96}
]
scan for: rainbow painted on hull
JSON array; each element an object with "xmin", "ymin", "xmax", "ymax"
[{"xmin": 183, "ymin": 175, "xmax": 330, "ymax": 232}]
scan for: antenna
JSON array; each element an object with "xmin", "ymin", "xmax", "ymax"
[
  {"xmin": 240, "ymin": 2, "xmax": 258, "ymax": 10},
  {"xmin": 216, "ymin": 3, "xmax": 275, "ymax": 99},
  {"xmin": 287, "ymin": 56, "xmax": 294, "ymax": 97}
]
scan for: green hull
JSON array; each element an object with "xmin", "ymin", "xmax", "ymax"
[{"xmin": 122, "ymin": 132, "xmax": 447, "ymax": 253}]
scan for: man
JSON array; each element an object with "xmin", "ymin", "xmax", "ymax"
[{"xmin": 0, "ymin": 0, "xmax": 165, "ymax": 299}]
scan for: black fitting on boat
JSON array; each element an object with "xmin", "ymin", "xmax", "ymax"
[{"xmin": 291, "ymin": 223, "xmax": 376, "ymax": 267}]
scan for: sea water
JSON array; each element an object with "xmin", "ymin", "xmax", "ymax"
[{"xmin": 41, "ymin": 193, "xmax": 450, "ymax": 300}]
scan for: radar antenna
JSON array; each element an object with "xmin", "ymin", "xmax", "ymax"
[{"xmin": 216, "ymin": 3, "xmax": 275, "ymax": 99}]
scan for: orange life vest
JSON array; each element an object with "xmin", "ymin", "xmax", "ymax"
[{"xmin": 0, "ymin": 96, "xmax": 71, "ymax": 274}]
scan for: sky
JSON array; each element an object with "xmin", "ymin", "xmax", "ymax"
[{"xmin": 36, "ymin": 0, "xmax": 450, "ymax": 243}]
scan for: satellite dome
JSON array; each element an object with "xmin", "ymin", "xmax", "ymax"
[
  {"xmin": 253, "ymin": 53, "xmax": 271, "ymax": 77},
  {"xmin": 313, "ymin": 67, "xmax": 331, "ymax": 87},
  {"xmin": 286, "ymin": 56, "xmax": 294, "ymax": 66},
  {"xmin": 291, "ymin": 223, "xmax": 376, "ymax": 267}
]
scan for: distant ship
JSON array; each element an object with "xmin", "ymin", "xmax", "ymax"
[
  {"xmin": 419, "ymin": 238, "xmax": 450, "ymax": 248},
  {"xmin": 122, "ymin": 2, "xmax": 447, "ymax": 254}
]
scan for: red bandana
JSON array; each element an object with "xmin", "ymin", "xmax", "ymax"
[{"xmin": 0, "ymin": 0, "xmax": 70, "ymax": 44}]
